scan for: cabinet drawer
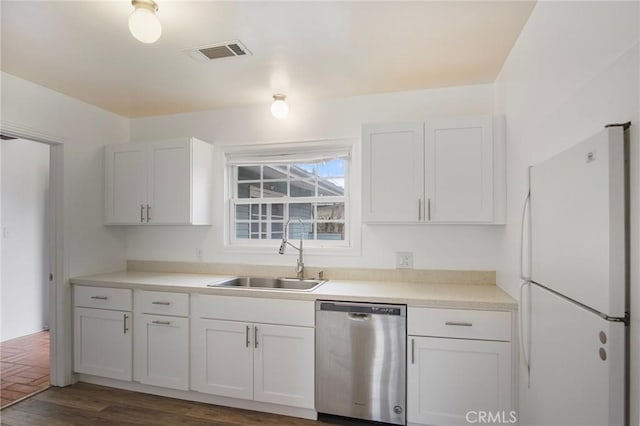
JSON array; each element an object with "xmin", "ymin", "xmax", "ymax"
[
  {"xmin": 135, "ymin": 290, "xmax": 189, "ymax": 317},
  {"xmin": 74, "ymin": 286, "xmax": 132, "ymax": 311},
  {"xmin": 408, "ymin": 307, "xmax": 511, "ymax": 341},
  {"xmin": 192, "ymin": 294, "xmax": 314, "ymax": 327}
]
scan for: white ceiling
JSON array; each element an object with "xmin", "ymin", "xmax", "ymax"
[{"xmin": 1, "ymin": 1, "xmax": 535, "ymax": 118}]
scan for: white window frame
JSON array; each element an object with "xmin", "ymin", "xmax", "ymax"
[{"xmin": 224, "ymin": 139, "xmax": 353, "ymax": 250}]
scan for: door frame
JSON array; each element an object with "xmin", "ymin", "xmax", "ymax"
[{"xmin": 1, "ymin": 120, "xmax": 68, "ymax": 386}]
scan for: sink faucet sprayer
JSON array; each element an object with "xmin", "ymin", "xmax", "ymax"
[{"xmin": 278, "ymin": 218, "xmax": 305, "ymax": 279}]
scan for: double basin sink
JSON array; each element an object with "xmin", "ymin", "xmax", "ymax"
[{"xmin": 207, "ymin": 276, "xmax": 326, "ymax": 292}]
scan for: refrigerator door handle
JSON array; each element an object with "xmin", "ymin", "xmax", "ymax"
[
  {"xmin": 519, "ymin": 180, "xmax": 532, "ymax": 281},
  {"xmin": 520, "ymin": 280, "xmax": 531, "ymax": 388}
]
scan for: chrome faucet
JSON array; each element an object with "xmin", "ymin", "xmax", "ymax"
[{"xmin": 278, "ymin": 218, "xmax": 305, "ymax": 279}]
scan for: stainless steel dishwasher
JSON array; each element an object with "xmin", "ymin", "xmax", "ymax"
[{"xmin": 316, "ymin": 300, "xmax": 406, "ymax": 425}]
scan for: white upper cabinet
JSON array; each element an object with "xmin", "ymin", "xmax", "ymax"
[
  {"xmin": 362, "ymin": 123, "xmax": 425, "ymax": 222},
  {"xmin": 104, "ymin": 137, "xmax": 213, "ymax": 225},
  {"xmin": 362, "ymin": 115, "xmax": 505, "ymax": 224}
]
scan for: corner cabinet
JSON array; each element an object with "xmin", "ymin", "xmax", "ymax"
[
  {"xmin": 104, "ymin": 137, "xmax": 214, "ymax": 225},
  {"xmin": 407, "ymin": 307, "xmax": 514, "ymax": 426},
  {"xmin": 362, "ymin": 116, "xmax": 505, "ymax": 224}
]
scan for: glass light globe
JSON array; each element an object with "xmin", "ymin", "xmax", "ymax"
[
  {"xmin": 129, "ymin": 6, "xmax": 162, "ymax": 44},
  {"xmin": 271, "ymin": 96, "xmax": 289, "ymax": 119}
]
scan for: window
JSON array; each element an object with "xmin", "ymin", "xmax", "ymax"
[{"xmin": 228, "ymin": 149, "xmax": 349, "ymax": 246}]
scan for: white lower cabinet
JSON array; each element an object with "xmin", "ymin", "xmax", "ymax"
[
  {"xmin": 407, "ymin": 307, "xmax": 513, "ymax": 426},
  {"xmin": 191, "ymin": 318, "xmax": 315, "ymax": 409},
  {"xmin": 133, "ymin": 290, "xmax": 190, "ymax": 390},
  {"xmin": 134, "ymin": 314, "xmax": 189, "ymax": 390},
  {"xmin": 191, "ymin": 294, "xmax": 315, "ymax": 410},
  {"xmin": 191, "ymin": 319, "xmax": 254, "ymax": 399},
  {"xmin": 253, "ymin": 323, "xmax": 315, "ymax": 407},
  {"xmin": 407, "ymin": 337, "xmax": 511, "ymax": 426},
  {"xmin": 74, "ymin": 306, "xmax": 132, "ymax": 381}
]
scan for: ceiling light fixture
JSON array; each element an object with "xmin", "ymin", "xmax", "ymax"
[
  {"xmin": 271, "ymin": 94, "xmax": 289, "ymax": 119},
  {"xmin": 129, "ymin": 0, "xmax": 162, "ymax": 44}
]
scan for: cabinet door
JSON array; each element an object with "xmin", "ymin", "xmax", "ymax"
[
  {"xmin": 253, "ymin": 324, "xmax": 314, "ymax": 409},
  {"xmin": 74, "ymin": 307, "xmax": 132, "ymax": 381},
  {"xmin": 191, "ymin": 319, "xmax": 253, "ymax": 400},
  {"xmin": 407, "ymin": 336, "xmax": 511, "ymax": 426},
  {"xmin": 147, "ymin": 140, "xmax": 192, "ymax": 224},
  {"xmin": 425, "ymin": 116, "xmax": 493, "ymax": 222},
  {"xmin": 104, "ymin": 144, "xmax": 147, "ymax": 224},
  {"xmin": 134, "ymin": 314, "xmax": 189, "ymax": 390},
  {"xmin": 362, "ymin": 123, "xmax": 425, "ymax": 222}
]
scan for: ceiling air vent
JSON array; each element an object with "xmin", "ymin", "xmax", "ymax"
[{"xmin": 184, "ymin": 40, "xmax": 252, "ymax": 63}]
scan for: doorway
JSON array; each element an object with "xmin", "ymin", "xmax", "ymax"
[{"xmin": 0, "ymin": 137, "xmax": 52, "ymax": 408}]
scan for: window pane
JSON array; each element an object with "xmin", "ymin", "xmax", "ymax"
[
  {"xmin": 291, "ymin": 163, "xmax": 315, "ymax": 178},
  {"xmin": 290, "ymin": 180, "xmax": 315, "ymax": 197},
  {"xmin": 289, "ymin": 222, "xmax": 313, "ymax": 240},
  {"xmin": 271, "ymin": 222, "xmax": 284, "ymax": 240},
  {"xmin": 238, "ymin": 182, "xmax": 260, "ymax": 198},
  {"xmin": 289, "ymin": 203, "xmax": 314, "ymax": 220},
  {"xmin": 235, "ymin": 223, "xmax": 249, "ymax": 239},
  {"xmin": 263, "ymin": 181, "xmax": 287, "ymax": 198},
  {"xmin": 237, "ymin": 166, "xmax": 261, "ymax": 181},
  {"xmin": 317, "ymin": 159, "xmax": 345, "ymax": 177},
  {"xmin": 318, "ymin": 178, "xmax": 344, "ymax": 196},
  {"xmin": 250, "ymin": 204, "xmax": 258, "ymax": 220},
  {"xmin": 317, "ymin": 222, "xmax": 345, "ymax": 240},
  {"xmin": 317, "ymin": 203, "xmax": 344, "ymax": 220},
  {"xmin": 263, "ymin": 165, "xmax": 287, "ymax": 180},
  {"xmin": 236, "ymin": 204, "xmax": 249, "ymax": 220},
  {"xmin": 271, "ymin": 203, "xmax": 284, "ymax": 220}
]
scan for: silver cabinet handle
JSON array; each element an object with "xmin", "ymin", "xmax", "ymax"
[
  {"xmin": 246, "ymin": 325, "xmax": 250, "ymax": 348},
  {"xmin": 152, "ymin": 320, "xmax": 171, "ymax": 325},
  {"xmin": 146, "ymin": 204, "xmax": 151, "ymax": 222},
  {"xmin": 411, "ymin": 338, "xmax": 415, "ymax": 364},
  {"xmin": 90, "ymin": 296, "xmax": 108, "ymax": 300},
  {"xmin": 445, "ymin": 321, "xmax": 473, "ymax": 327},
  {"xmin": 151, "ymin": 301, "xmax": 171, "ymax": 306},
  {"xmin": 418, "ymin": 199, "xmax": 422, "ymax": 221},
  {"xmin": 123, "ymin": 314, "xmax": 129, "ymax": 334},
  {"xmin": 427, "ymin": 198, "xmax": 431, "ymax": 221},
  {"xmin": 140, "ymin": 204, "xmax": 144, "ymax": 223},
  {"xmin": 254, "ymin": 326, "xmax": 258, "ymax": 348}
]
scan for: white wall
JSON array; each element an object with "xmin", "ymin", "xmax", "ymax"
[
  {"xmin": 128, "ymin": 84, "xmax": 503, "ymax": 271},
  {"xmin": 1, "ymin": 139, "xmax": 50, "ymax": 341},
  {"xmin": 493, "ymin": 2, "xmax": 639, "ymax": 424},
  {"xmin": 0, "ymin": 72, "xmax": 130, "ymax": 384}
]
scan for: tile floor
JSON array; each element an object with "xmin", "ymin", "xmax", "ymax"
[{"xmin": 0, "ymin": 331, "xmax": 50, "ymax": 409}]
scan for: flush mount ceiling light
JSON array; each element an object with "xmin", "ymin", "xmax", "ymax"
[
  {"xmin": 271, "ymin": 94, "xmax": 289, "ymax": 119},
  {"xmin": 129, "ymin": 0, "xmax": 162, "ymax": 44}
]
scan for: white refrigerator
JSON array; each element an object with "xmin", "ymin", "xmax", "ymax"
[{"xmin": 523, "ymin": 124, "xmax": 629, "ymax": 426}]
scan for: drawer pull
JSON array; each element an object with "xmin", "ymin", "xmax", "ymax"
[
  {"xmin": 90, "ymin": 296, "xmax": 108, "ymax": 300},
  {"xmin": 445, "ymin": 321, "xmax": 473, "ymax": 327},
  {"xmin": 152, "ymin": 320, "xmax": 171, "ymax": 325},
  {"xmin": 123, "ymin": 314, "xmax": 129, "ymax": 333},
  {"xmin": 254, "ymin": 326, "xmax": 258, "ymax": 348},
  {"xmin": 151, "ymin": 301, "xmax": 171, "ymax": 306},
  {"xmin": 246, "ymin": 325, "xmax": 250, "ymax": 348}
]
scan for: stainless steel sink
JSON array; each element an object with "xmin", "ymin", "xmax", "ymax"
[{"xmin": 208, "ymin": 276, "xmax": 326, "ymax": 291}]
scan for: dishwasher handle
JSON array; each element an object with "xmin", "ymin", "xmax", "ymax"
[{"xmin": 347, "ymin": 312, "xmax": 371, "ymax": 321}]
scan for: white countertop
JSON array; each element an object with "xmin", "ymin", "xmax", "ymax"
[{"xmin": 70, "ymin": 271, "xmax": 517, "ymax": 311}]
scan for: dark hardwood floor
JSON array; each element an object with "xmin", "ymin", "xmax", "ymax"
[{"xmin": 0, "ymin": 383, "xmax": 371, "ymax": 425}]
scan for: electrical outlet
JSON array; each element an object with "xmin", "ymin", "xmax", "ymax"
[
  {"xmin": 395, "ymin": 252, "xmax": 413, "ymax": 269},
  {"xmin": 196, "ymin": 248, "xmax": 203, "ymax": 262}
]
